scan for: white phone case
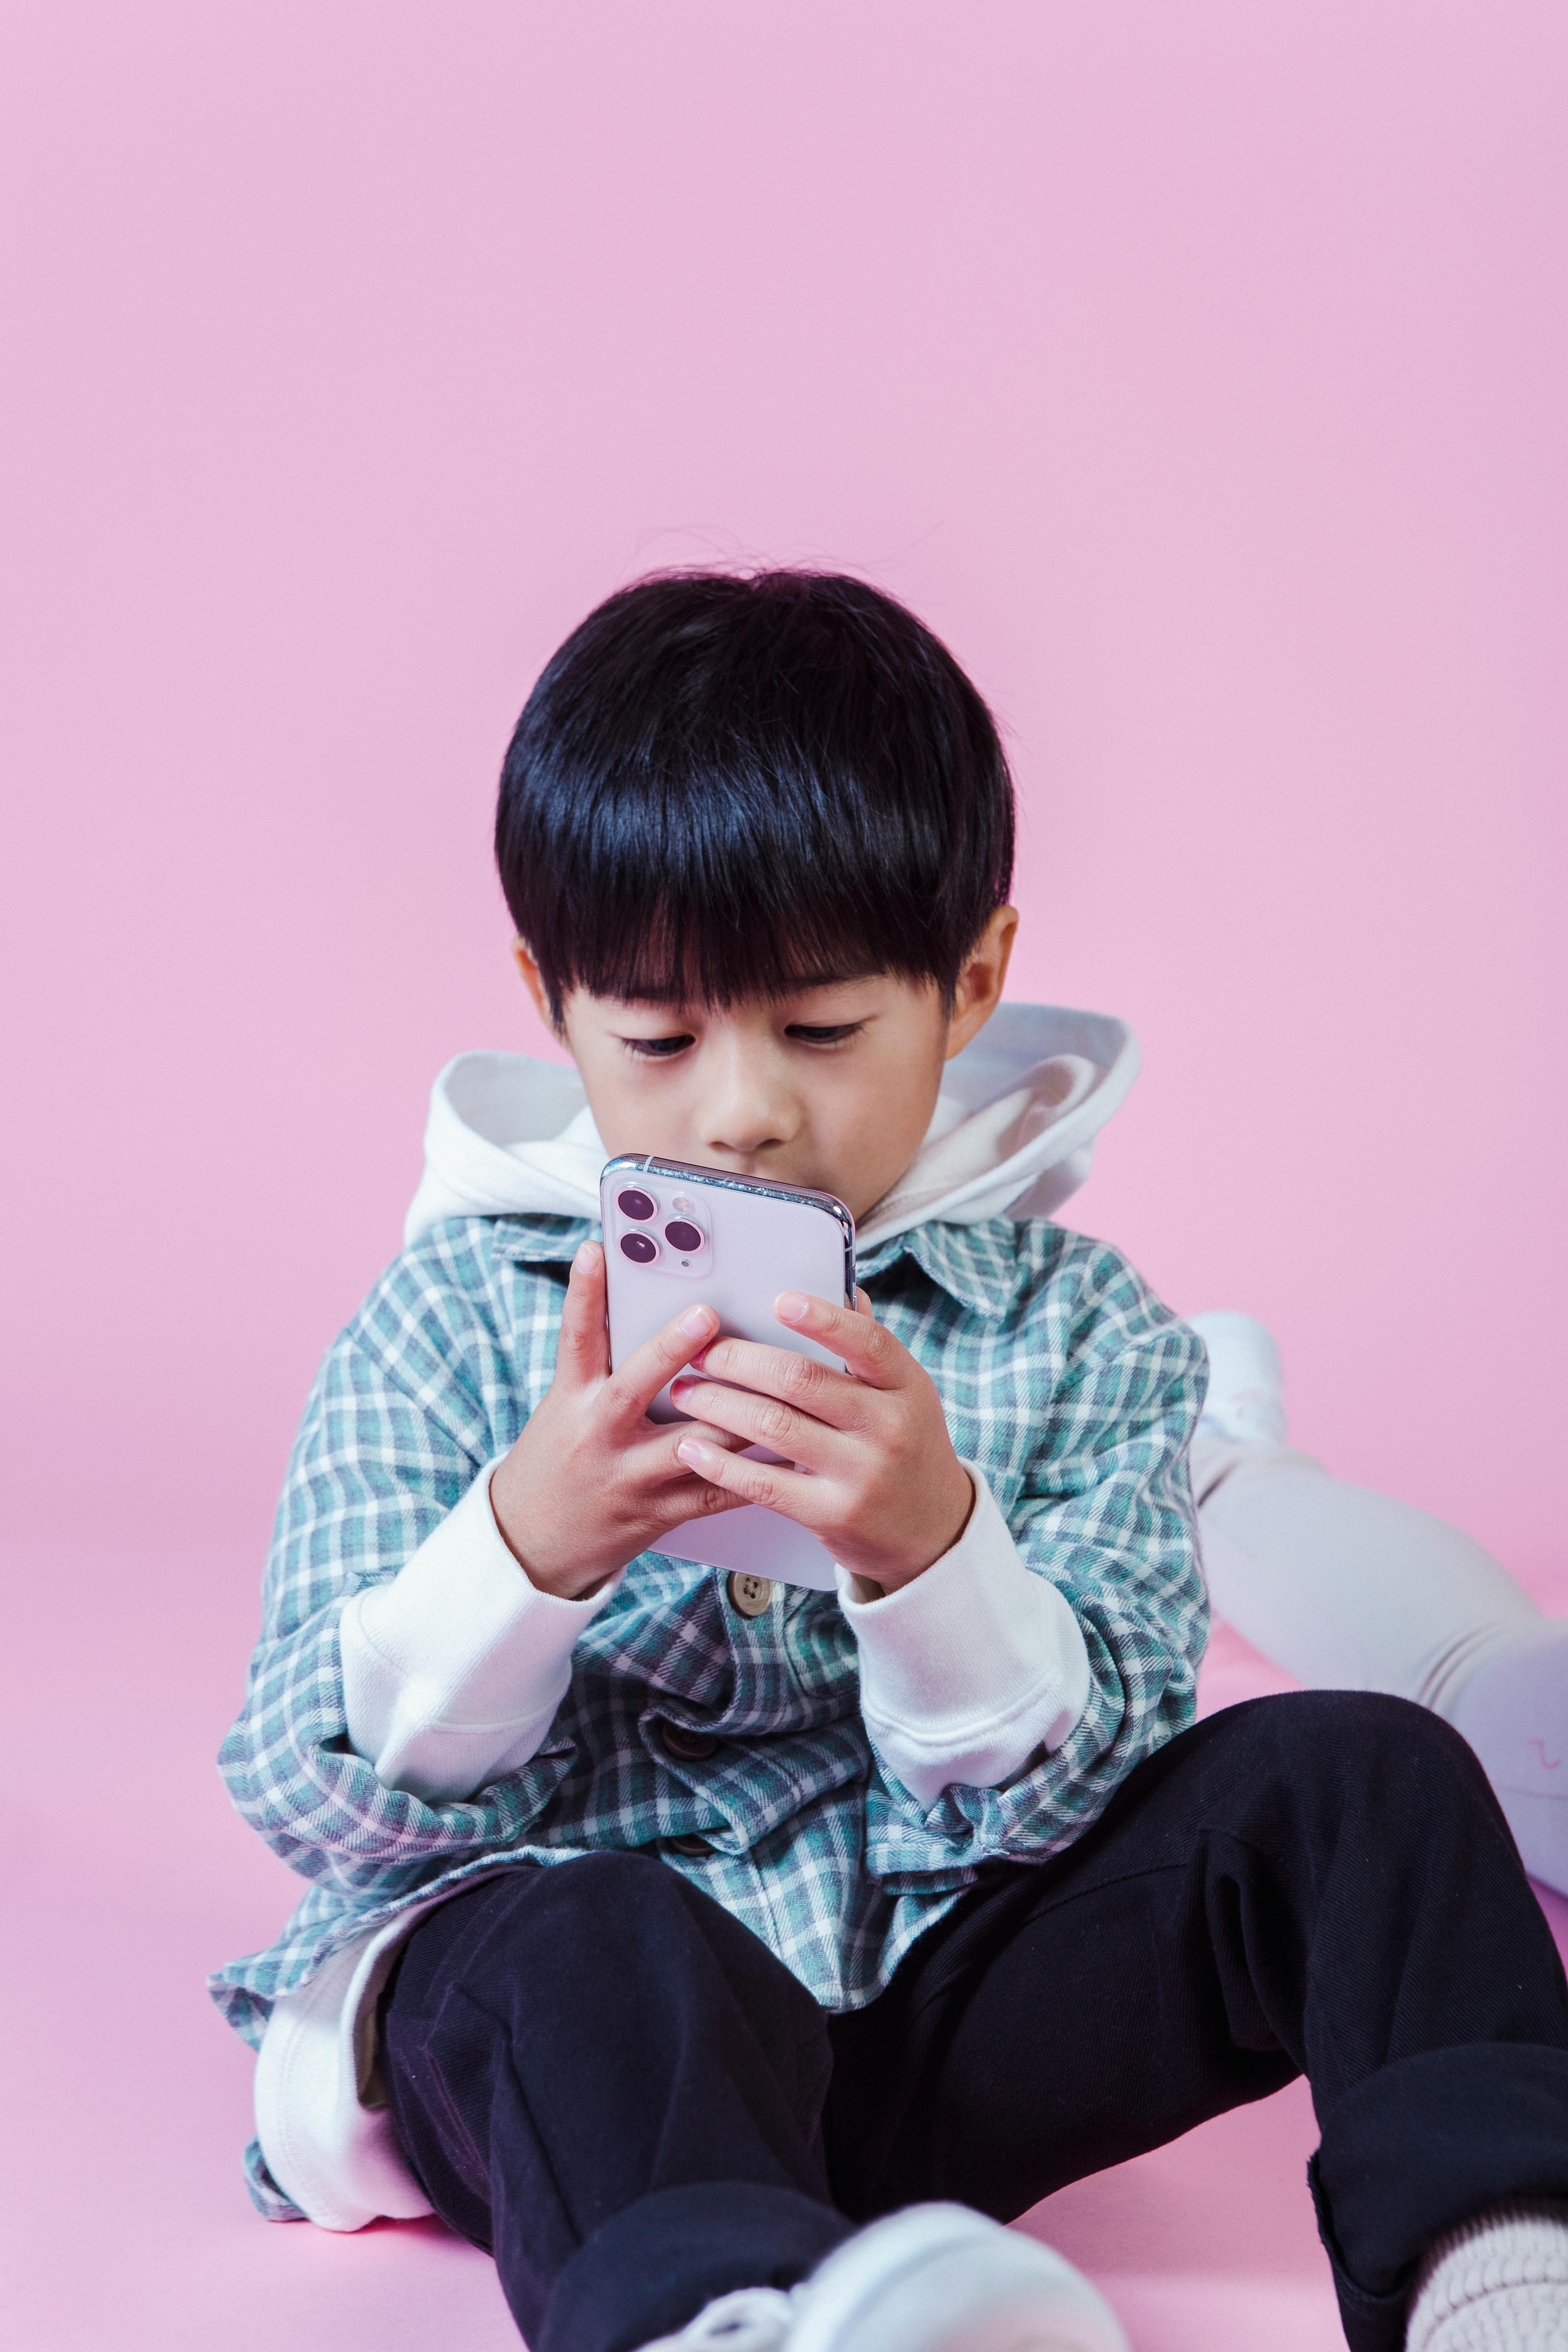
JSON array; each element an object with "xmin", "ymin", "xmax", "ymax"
[{"xmin": 599, "ymin": 1154, "xmax": 857, "ymax": 1592}]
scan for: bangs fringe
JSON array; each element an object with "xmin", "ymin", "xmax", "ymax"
[{"xmin": 496, "ymin": 570, "xmax": 1013, "ymax": 1019}]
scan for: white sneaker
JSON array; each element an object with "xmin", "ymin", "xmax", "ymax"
[
  {"xmin": 636, "ymin": 2284, "xmax": 798, "ymax": 2350},
  {"xmin": 789, "ymin": 2205, "xmax": 1127, "ymax": 2352},
  {"xmin": 1187, "ymin": 1310, "xmax": 1288, "ymax": 1449},
  {"xmin": 638, "ymin": 2205, "xmax": 1127, "ymax": 2352}
]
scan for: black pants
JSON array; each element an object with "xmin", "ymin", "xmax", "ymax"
[{"xmin": 380, "ymin": 1694, "xmax": 1568, "ymax": 2352}]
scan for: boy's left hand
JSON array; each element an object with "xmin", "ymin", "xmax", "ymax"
[{"xmin": 668, "ymin": 1289, "xmax": 973, "ymax": 1595}]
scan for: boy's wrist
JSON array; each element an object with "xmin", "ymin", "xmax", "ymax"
[
  {"xmin": 844, "ymin": 1463, "xmax": 976, "ymax": 1600},
  {"xmin": 487, "ymin": 1462, "xmax": 615, "ymax": 1601}
]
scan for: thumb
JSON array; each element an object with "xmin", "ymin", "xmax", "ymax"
[{"xmin": 555, "ymin": 1241, "xmax": 609, "ymax": 1384}]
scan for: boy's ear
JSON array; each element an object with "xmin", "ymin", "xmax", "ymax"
[
  {"xmin": 511, "ymin": 936, "xmax": 559, "ymax": 1032},
  {"xmin": 943, "ymin": 906, "xmax": 1019, "ymax": 1062}
]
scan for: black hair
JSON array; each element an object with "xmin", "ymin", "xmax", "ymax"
[{"xmin": 494, "ymin": 569, "xmax": 1015, "ymax": 1020}]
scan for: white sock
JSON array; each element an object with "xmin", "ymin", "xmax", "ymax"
[{"xmin": 1407, "ymin": 2203, "xmax": 1568, "ymax": 2350}]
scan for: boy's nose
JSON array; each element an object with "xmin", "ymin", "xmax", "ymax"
[
  {"xmin": 705, "ymin": 1098, "xmax": 798, "ymax": 1156},
  {"xmin": 702, "ymin": 1064, "xmax": 800, "ymax": 1159}
]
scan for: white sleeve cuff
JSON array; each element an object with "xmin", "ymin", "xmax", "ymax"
[
  {"xmin": 836, "ymin": 1464, "xmax": 1091, "ymax": 1805},
  {"xmin": 340, "ymin": 1462, "xmax": 617, "ymax": 1805}
]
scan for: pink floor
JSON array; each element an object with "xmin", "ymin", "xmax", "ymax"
[{"xmin": 4, "ymin": 1561, "xmax": 1566, "ymax": 2352}]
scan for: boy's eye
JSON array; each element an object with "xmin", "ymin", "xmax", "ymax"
[
  {"xmin": 621, "ymin": 1033, "xmax": 695, "ymax": 1059},
  {"xmin": 787, "ymin": 1022, "xmax": 864, "ymax": 1047}
]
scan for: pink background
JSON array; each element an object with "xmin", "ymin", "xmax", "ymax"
[
  {"xmin": 1, "ymin": 5, "xmax": 1565, "ymax": 2347},
  {"xmin": 4, "ymin": 0, "xmax": 1566, "ymax": 1573}
]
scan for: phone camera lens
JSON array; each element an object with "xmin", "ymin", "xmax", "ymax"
[
  {"xmin": 619, "ymin": 1232, "xmax": 657, "ymax": 1263},
  {"xmin": 616, "ymin": 1188, "xmax": 656, "ymax": 1221},
  {"xmin": 664, "ymin": 1219, "xmax": 703, "ymax": 1253}
]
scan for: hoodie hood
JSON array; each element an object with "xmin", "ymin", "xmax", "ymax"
[{"xmin": 404, "ymin": 1000, "xmax": 1138, "ymax": 1254}]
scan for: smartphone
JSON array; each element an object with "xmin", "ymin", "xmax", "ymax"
[{"xmin": 599, "ymin": 1154, "xmax": 856, "ymax": 1592}]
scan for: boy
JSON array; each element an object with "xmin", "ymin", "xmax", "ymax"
[{"xmin": 214, "ymin": 572, "xmax": 1568, "ymax": 2352}]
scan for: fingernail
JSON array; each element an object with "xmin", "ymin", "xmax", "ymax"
[
  {"xmin": 676, "ymin": 1439, "xmax": 706, "ymax": 1468},
  {"xmin": 573, "ymin": 1242, "xmax": 597, "ymax": 1272},
  {"xmin": 679, "ymin": 1305, "xmax": 717, "ymax": 1338},
  {"xmin": 775, "ymin": 1291, "xmax": 809, "ymax": 1324}
]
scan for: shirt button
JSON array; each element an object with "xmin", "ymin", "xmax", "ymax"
[
  {"xmin": 668, "ymin": 1833, "xmax": 712, "ymax": 1857},
  {"xmin": 726, "ymin": 1571, "xmax": 775, "ymax": 1618},
  {"xmin": 659, "ymin": 1723, "xmax": 719, "ymax": 1763}
]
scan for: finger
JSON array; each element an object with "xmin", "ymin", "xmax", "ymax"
[
  {"xmin": 773, "ymin": 1289, "xmax": 906, "ymax": 1389},
  {"xmin": 554, "ymin": 1242, "xmax": 610, "ymax": 1386},
  {"xmin": 651, "ymin": 1470, "xmax": 752, "ymax": 1529},
  {"xmin": 626, "ymin": 1424, "xmax": 755, "ymax": 1517},
  {"xmin": 680, "ymin": 1337, "xmax": 868, "ymax": 1432},
  {"xmin": 604, "ymin": 1300, "xmax": 721, "ymax": 1424},
  {"xmin": 855, "ymin": 1286, "xmax": 875, "ymax": 1318},
  {"xmin": 673, "ymin": 1434, "xmax": 829, "ymax": 1525},
  {"xmin": 635, "ymin": 1417, "xmax": 752, "ymax": 1477},
  {"xmin": 666, "ymin": 1375, "xmax": 844, "ymax": 1469}
]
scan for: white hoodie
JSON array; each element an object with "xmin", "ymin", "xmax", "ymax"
[
  {"xmin": 253, "ymin": 1002, "xmax": 1140, "ymax": 2231},
  {"xmin": 403, "ymin": 1001, "xmax": 1135, "ymax": 1254}
]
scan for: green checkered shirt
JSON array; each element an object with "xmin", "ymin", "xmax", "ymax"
[{"xmin": 212, "ymin": 1210, "xmax": 1208, "ymax": 2210}]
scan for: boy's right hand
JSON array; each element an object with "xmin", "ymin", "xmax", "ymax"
[{"xmin": 488, "ymin": 1240, "xmax": 747, "ymax": 1600}]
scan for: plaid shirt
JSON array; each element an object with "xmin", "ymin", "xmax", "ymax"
[{"xmin": 212, "ymin": 1210, "xmax": 1207, "ymax": 2068}]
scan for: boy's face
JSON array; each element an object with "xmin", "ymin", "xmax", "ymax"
[{"xmin": 514, "ymin": 908, "xmax": 1017, "ymax": 1221}]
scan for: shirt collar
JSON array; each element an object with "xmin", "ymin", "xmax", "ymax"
[
  {"xmin": 490, "ymin": 1214, "xmax": 594, "ymax": 1267},
  {"xmin": 855, "ymin": 1218, "xmax": 1021, "ymax": 1321},
  {"xmin": 488, "ymin": 1210, "xmax": 1022, "ymax": 1323}
]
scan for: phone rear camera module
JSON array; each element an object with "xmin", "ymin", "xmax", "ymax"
[
  {"xmin": 664, "ymin": 1219, "xmax": 704, "ymax": 1253},
  {"xmin": 617, "ymin": 1187, "xmax": 657, "ymax": 1221},
  {"xmin": 619, "ymin": 1232, "xmax": 658, "ymax": 1264}
]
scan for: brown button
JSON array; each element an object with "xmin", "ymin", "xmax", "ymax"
[
  {"xmin": 668, "ymin": 1833, "xmax": 712, "ymax": 1858},
  {"xmin": 726, "ymin": 1572, "xmax": 775, "ymax": 1618},
  {"xmin": 659, "ymin": 1723, "xmax": 718, "ymax": 1763}
]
